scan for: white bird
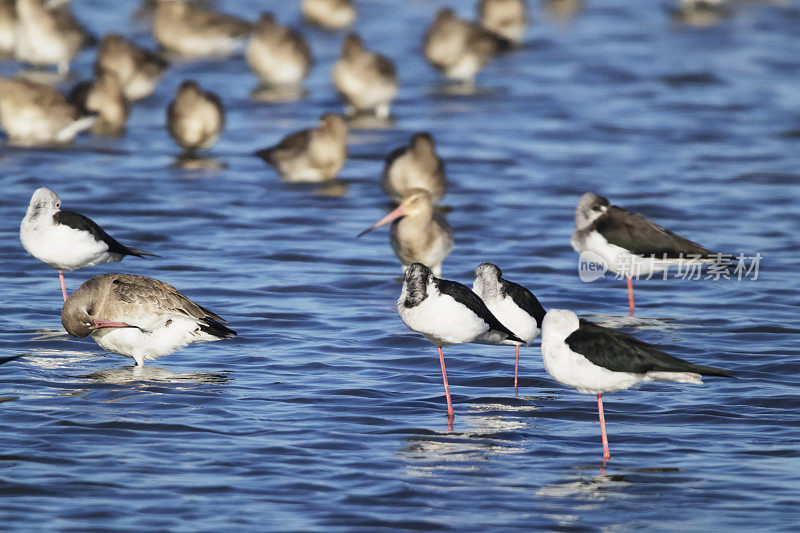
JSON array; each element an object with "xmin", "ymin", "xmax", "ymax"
[
  {"xmin": 62, "ymin": 274, "xmax": 236, "ymax": 367},
  {"xmin": 541, "ymin": 309, "xmax": 732, "ymax": 461},
  {"xmin": 398, "ymin": 263, "xmax": 523, "ymax": 421},
  {"xmin": 19, "ymin": 188, "xmax": 157, "ymax": 302},
  {"xmin": 473, "ymin": 262, "xmax": 546, "ymax": 396}
]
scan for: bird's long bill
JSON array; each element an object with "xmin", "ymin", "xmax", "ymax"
[
  {"xmin": 357, "ymin": 204, "xmax": 408, "ymax": 238},
  {"xmin": 93, "ymin": 320, "xmax": 135, "ymax": 329}
]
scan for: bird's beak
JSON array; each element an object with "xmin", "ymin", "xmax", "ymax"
[
  {"xmin": 93, "ymin": 319, "xmax": 135, "ymax": 330},
  {"xmin": 357, "ymin": 204, "xmax": 408, "ymax": 237}
]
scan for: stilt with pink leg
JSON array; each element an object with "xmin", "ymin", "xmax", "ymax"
[
  {"xmin": 20, "ymin": 188, "xmax": 158, "ymax": 303},
  {"xmin": 514, "ymin": 345, "xmax": 519, "ymax": 397},
  {"xmin": 626, "ymin": 275, "xmax": 635, "ymax": 316},
  {"xmin": 597, "ymin": 393, "xmax": 610, "ymax": 461},
  {"xmin": 471, "ymin": 262, "xmax": 545, "ymax": 397},
  {"xmin": 541, "ymin": 309, "xmax": 733, "ymax": 461},
  {"xmin": 58, "ymin": 270, "xmax": 68, "ymax": 302},
  {"xmin": 438, "ymin": 346, "xmax": 455, "ymax": 420},
  {"xmin": 572, "ymin": 192, "xmax": 723, "ymax": 316},
  {"xmin": 397, "ymin": 263, "xmax": 524, "ymax": 423}
]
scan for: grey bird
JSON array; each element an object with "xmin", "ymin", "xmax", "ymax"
[
  {"xmin": 332, "ymin": 33, "xmax": 398, "ymax": 119},
  {"xmin": 166, "ymin": 80, "xmax": 225, "ymax": 152}
]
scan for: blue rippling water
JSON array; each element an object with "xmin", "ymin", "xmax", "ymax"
[{"xmin": 1, "ymin": 0, "xmax": 800, "ymax": 530}]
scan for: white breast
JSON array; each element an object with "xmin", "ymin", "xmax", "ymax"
[
  {"xmin": 399, "ymin": 292, "xmax": 488, "ymax": 347},
  {"xmin": 20, "ymin": 218, "xmax": 116, "ymax": 271},
  {"xmin": 481, "ymin": 294, "xmax": 539, "ymax": 345},
  {"xmin": 540, "ymin": 330, "xmax": 643, "ymax": 394}
]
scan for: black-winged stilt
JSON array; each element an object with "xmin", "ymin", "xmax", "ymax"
[
  {"xmin": 473, "ymin": 262, "xmax": 546, "ymax": 396},
  {"xmin": 541, "ymin": 308, "xmax": 732, "ymax": 461},
  {"xmin": 397, "ymin": 263, "xmax": 523, "ymax": 422},
  {"xmin": 571, "ymin": 192, "xmax": 722, "ymax": 316},
  {"xmin": 20, "ymin": 188, "xmax": 157, "ymax": 302}
]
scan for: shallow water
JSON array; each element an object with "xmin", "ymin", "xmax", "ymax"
[{"xmin": 2, "ymin": 0, "xmax": 800, "ymax": 530}]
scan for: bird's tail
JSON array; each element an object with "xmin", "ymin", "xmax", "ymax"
[
  {"xmin": 55, "ymin": 115, "xmax": 96, "ymax": 142},
  {"xmin": 254, "ymin": 147, "xmax": 276, "ymax": 164},
  {"xmin": 200, "ymin": 318, "xmax": 237, "ymax": 340},
  {"xmin": 127, "ymin": 248, "xmax": 160, "ymax": 258}
]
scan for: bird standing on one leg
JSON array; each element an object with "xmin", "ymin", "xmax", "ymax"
[
  {"xmin": 397, "ymin": 263, "xmax": 523, "ymax": 424},
  {"xmin": 540, "ymin": 309, "xmax": 732, "ymax": 461},
  {"xmin": 20, "ymin": 188, "xmax": 157, "ymax": 302},
  {"xmin": 571, "ymin": 192, "xmax": 723, "ymax": 316},
  {"xmin": 472, "ymin": 262, "xmax": 546, "ymax": 396}
]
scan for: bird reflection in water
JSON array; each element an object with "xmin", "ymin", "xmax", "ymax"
[
  {"xmin": 173, "ymin": 153, "xmax": 227, "ymax": 171},
  {"xmin": 78, "ymin": 365, "xmax": 231, "ymax": 386}
]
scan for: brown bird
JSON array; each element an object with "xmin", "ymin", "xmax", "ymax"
[
  {"xmin": 0, "ymin": 76, "xmax": 94, "ymax": 145},
  {"xmin": 423, "ymin": 8, "xmax": 506, "ymax": 82},
  {"xmin": 358, "ymin": 189, "xmax": 454, "ymax": 277},
  {"xmin": 15, "ymin": 0, "xmax": 91, "ymax": 75},
  {"xmin": 301, "ymin": 0, "xmax": 355, "ymax": 30},
  {"xmin": 153, "ymin": 0, "xmax": 252, "ymax": 59},
  {"xmin": 0, "ymin": 0, "xmax": 16, "ymax": 57},
  {"xmin": 69, "ymin": 71, "xmax": 129, "ymax": 135},
  {"xmin": 332, "ymin": 33, "xmax": 398, "ymax": 119},
  {"xmin": 246, "ymin": 13, "xmax": 313, "ymax": 88},
  {"xmin": 166, "ymin": 80, "xmax": 225, "ymax": 152},
  {"xmin": 477, "ymin": 0, "xmax": 529, "ymax": 45},
  {"xmin": 381, "ymin": 133, "xmax": 446, "ymax": 204},
  {"xmin": 62, "ymin": 274, "xmax": 236, "ymax": 367},
  {"xmin": 255, "ymin": 113, "xmax": 348, "ymax": 182},
  {"xmin": 95, "ymin": 34, "xmax": 169, "ymax": 101}
]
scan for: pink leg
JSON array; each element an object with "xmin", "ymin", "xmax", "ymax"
[
  {"xmin": 58, "ymin": 271, "xmax": 68, "ymax": 302},
  {"xmin": 597, "ymin": 393, "xmax": 611, "ymax": 462},
  {"xmin": 514, "ymin": 345, "xmax": 519, "ymax": 397},
  {"xmin": 626, "ymin": 275, "xmax": 635, "ymax": 317},
  {"xmin": 438, "ymin": 346, "xmax": 455, "ymax": 420}
]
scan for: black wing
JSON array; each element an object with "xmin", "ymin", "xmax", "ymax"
[
  {"xmin": 566, "ymin": 319, "xmax": 732, "ymax": 377},
  {"xmin": 501, "ymin": 278, "xmax": 546, "ymax": 327},
  {"xmin": 595, "ymin": 206, "xmax": 715, "ymax": 258},
  {"xmin": 435, "ymin": 278, "xmax": 524, "ymax": 343},
  {"xmin": 54, "ymin": 210, "xmax": 156, "ymax": 258},
  {"xmin": 255, "ymin": 129, "xmax": 311, "ymax": 164}
]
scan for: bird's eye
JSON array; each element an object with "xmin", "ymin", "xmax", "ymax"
[
  {"xmin": 56, "ymin": 203, "xmax": 61, "ymax": 208},
  {"xmin": 85, "ymin": 322, "xmax": 91, "ymax": 327}
]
